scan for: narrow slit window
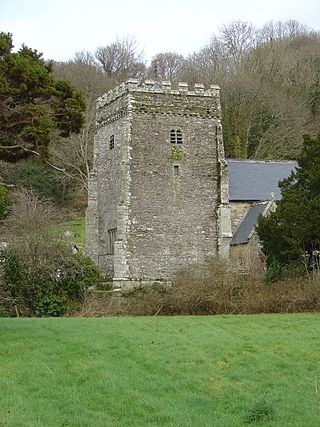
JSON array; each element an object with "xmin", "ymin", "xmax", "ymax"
[
  {"xmin": 173, "ymin": 165, "xmax": 180, "ymax": 176},
  {"xmin": 170, "ymin": 129, "xmax": 183, "ymax": 144},
  {"xmin": 107, "ymin": 228, "xmax": 117, "ymax": 254},
  {"xmin": 109, "ymin": 135, "xmax": 115, "ymax": 150}
]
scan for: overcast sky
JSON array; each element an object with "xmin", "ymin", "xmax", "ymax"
[{"xmin": 1, "ymin": 0, "xmax": 319, "ymax": 62}]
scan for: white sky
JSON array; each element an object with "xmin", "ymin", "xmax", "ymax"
[{"xmin": 1, "ymin": 0, "xmax": 319, "ymax": 62}]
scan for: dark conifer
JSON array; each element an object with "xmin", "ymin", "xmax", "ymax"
[{"xmin": 0, "ymin": 33, "xmax": 85, "ymax": 162}]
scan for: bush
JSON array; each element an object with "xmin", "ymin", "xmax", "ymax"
[
  {"xmin": 78, "ymin": 258, "xmax": 320, "ymax": 316},
  {"xmin": 0, "ymin": 236, "xmax": 100, "ymax": 317},
  {"xmin": 3, "ymin": 188, "xmax": 58, "ymax": 234},
  {"xmin": 0, "ymin": 184, "xmax": 10, "ymax": 219}
]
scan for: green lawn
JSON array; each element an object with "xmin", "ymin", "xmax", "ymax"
[
  {"xmin": 1, "ymin": 314, "xmax": 320, "ymax": 426},
  {"xmin": 50, "ymin": 218, "xmax": 85, "ymax": 249}
]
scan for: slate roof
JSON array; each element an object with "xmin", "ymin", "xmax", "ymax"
[
  {"xmin": 230, "ymin": 202, "xmax": 268, "ymax": 245},
  {"xmin": 227, "ymin": 159, "xmax": 297, "ymax": 201}
]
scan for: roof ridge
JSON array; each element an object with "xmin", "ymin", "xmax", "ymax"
[{"xmin": 227, "ymin": 158, "xmax": 297, "ymax": 164}]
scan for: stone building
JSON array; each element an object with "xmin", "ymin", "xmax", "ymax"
[
  {"xmin": 86, "ymin": 79, "xmax": 232, "ymax": 286},
  {"xmin": 86, "ymin": 79, "xmax": 297, "ymax": 286}
]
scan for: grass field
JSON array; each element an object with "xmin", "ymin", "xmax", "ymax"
[
  {"xmin": 50, "ymin": 218, "xmax": 85, "ymax": 249},
  {"xmin": 1, "ymin": 314, "xmax": 320, "ymax": 426}
]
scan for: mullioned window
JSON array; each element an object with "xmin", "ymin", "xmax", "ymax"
[{"xmin": 170, "ymin": 129, "xmax": 183, "ymax": 144}]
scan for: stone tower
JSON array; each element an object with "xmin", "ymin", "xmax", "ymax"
[{"xmin": 86, "ymin": 79, "xmax": 231, "ymax": 287}]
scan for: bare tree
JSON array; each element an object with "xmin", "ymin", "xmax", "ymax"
[
  {"xmin": 51, "ymin": 56, "xmax": 116, "ymax": 196},
  {"xmin": 257, "ymin": 20, "xmax": 310, "ymax": 44},
  {"xmin": 73, "ymin": 50, "xmax": 96, "ymax": 66},
  {"xmin": 219, "ymin": 21, "xmax": 256, "ymax": 65},
  {"xmin": 180, "ymin": 21, "xmax": 256, "ymax": 87},
  {"xmin": 53, "ymin": 59, "xmax": 112, "ymax": 111},
  {"xmin": 149, "ymin": 52, "xmax": 185, "ymax": 82},
  {"xmin": 95, "ymin": 36, "xmax": 146, "ymax": 84},
  {"xmin": 2, "ymin": 188, "xmax": 58, "ymax": 235},
  {"xmin": 49, "ymin": 108, "xmax": 95, "ymax": 194},
  {"xmin": 179, "ymin": 20, "xmax": 316, "ymax": 159}
]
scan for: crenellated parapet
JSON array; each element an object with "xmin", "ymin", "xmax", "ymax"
[
  {"xmin": 96, "ymin": 79, "xmax": 221, "ymax": 110},
  {"xmin": 96, "ymin": 79, "xmax": 221, "ymax": 128}
]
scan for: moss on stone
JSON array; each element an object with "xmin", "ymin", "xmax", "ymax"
[{"xmin": 171, "ymin": 145, "xmax": 184, "ymax": 161}]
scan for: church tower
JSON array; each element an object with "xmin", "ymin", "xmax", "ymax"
[{"xmin": 86, "ymin": 79, "xmax": 231, "ymax": 287}]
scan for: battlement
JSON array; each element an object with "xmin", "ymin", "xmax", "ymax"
[{"xmin": 97, "ymin": 79, "xmax": 220, "ymax": 110}]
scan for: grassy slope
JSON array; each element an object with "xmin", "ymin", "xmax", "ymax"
[
  {"xmin": 50, "ymin": 218, "xmax": 85, "ymax": 249},
  {"xmin": 0, "ymin": 314, "xmax": 319, "ymax": 427}
]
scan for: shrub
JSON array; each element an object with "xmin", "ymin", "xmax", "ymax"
[
  {"xmin": 78, "ymin": 257, "xmax": 320, "ymax": 316},
  {"xmin": 0, "ymin": 236, "xmax": 100, "ymax": 317},
  {"xmin": 0, "ymin": 184, "xmax": 10, "ymax": 219},
  {"xmin": 3, "ymin": 188, "xmax": 58, "ymax": 234}
]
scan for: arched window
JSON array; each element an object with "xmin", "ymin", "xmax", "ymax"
[{"xmin": 170, "ymin": 129, "xmax": 183, "ymax": 144}]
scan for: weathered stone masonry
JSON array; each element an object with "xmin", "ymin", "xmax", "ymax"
[{"xmin": 86, "ymin": 79, "xmax": 232, "ymax": 286}]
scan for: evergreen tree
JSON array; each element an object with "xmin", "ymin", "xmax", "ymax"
[
  {"xmin": 0, "ymin": 32, "xmax": 85, "ymax": 162},
  {"xmin": 257, "ymin": 133, "xmax": 320, "ymax": 274}
]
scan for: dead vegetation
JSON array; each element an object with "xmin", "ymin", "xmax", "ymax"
[{"xmin": 76, "ymin": 258, "xmax": 320, "ymax": 317}]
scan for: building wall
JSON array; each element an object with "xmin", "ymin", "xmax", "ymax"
[
  {"xmin": 86, "ymin": 92, "xmax": 131, "ymax": 277},
  {"xmin": 229, "ymin": 232, "xmax": 264, "ymax": 272},
  {"xmin": 128, "ymin": 109, "xmax": 219, "ymax": 279},
  {"xmin": 230, "ymin": 201, "xmax": 251, "ymax": 232}
]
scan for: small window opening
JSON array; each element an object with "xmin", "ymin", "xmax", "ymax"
[
  {"xmin": 109, "ymin": 135, "xmax": 115, "ymax": 150},
  {"xmin": 173, "ymin": 165, "xmax": 180, "ymax": 176},
  {"xmin": 170, "ymin": 129, "xmax": 183, "ymax": 144},
  {"xmin": 107, "ymin": 228, "xmax": 117, "ymax": 254},
  {"xmin": 176, "ymin": 130, "xmax": 182, "ymax": 143}
]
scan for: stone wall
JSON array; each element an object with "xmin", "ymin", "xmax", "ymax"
[
  {"xmin": 128, "ymin": 111, "xmax": 219, "ymax": 279},
  {"xmin": 230, "ymin": 201, "xmax": 251, "ymax": 232},
  {"xmin": 229, "ymin": 234, "xmax": 264, "ymax": 272}
]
